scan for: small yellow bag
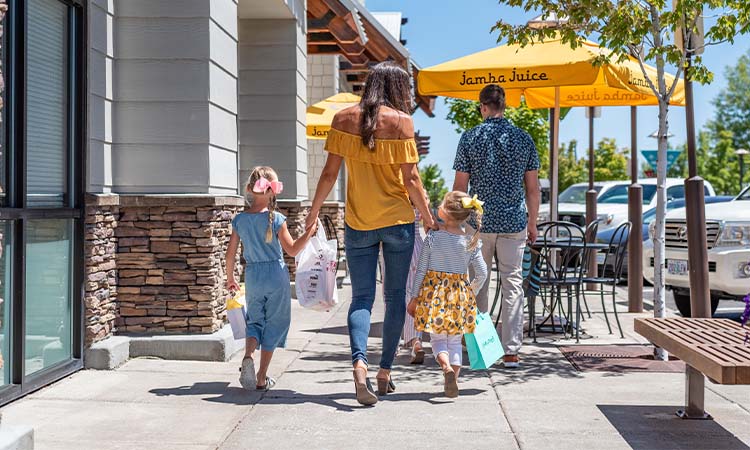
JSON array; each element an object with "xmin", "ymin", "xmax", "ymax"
[{"xmin": 227, "ymin": 284, "xmax": 246, "ymax": 340}]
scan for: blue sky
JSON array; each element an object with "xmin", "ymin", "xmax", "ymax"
[{"xmin": 367, "ymin": 0, "xmax": 750, "ymax": 187}]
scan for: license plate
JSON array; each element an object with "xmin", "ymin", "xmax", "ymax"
[
  {"xmin": 596, "ymin": 253, "xmax": 606, "ymax": 265},
  {"xmin": 667, "ymin": 259, "xmax": 688, "ymax": 276}
]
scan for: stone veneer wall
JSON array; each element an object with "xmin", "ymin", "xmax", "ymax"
[
  {"xmin": 84, "ymin": 195, "xmax": 120, "ymax": 345},
  {"xmin": 83, "ymin": 195, "xmax": 245, "ymax": 344}
]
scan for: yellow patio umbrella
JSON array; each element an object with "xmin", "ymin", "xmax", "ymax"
[
  {"xmin": 416, "ymin": 37, "xmax": 685, "ymax": 107},
  {"xmin": 306, "ymin": 93, "xmax": 361, "ymax": 140},
  {"xmin": 417, "ymin": 36, "xmax": 686, "ymax": 229}
]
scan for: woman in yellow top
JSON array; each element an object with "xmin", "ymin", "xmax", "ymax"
[{"xmin": 307, "ymin": 62, "xmax": 436, "ymax": 406}]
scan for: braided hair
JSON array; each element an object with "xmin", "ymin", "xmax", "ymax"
[
  {"xmin": 441, "ymin": 191, "xmax": 484, "ymax": 252},
  {"xmin": 246, "ymin": 166, "xmax": 279, "ymax": 243}
]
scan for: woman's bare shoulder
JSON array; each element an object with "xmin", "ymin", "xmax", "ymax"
[
  {"xmin": 330, "ymin": 104, "xmax": 414, "ymax": 139},
  {"xmin": 331, "ymin": 106, "xmax": 361, "ymax": 134},
  {"xmin": 377, "ymin": 107, "xmax": 414, "ymax": 139}
]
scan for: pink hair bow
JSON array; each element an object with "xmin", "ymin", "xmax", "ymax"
[{"xmin": 253, "ymin": 178, "xmax": 284, "ymax": 195}]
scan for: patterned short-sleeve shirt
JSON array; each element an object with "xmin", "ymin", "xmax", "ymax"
[{"xmin": 453, "ymin": 117, "xmax": 540, "ymax": 234}]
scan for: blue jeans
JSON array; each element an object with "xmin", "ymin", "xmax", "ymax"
[{"xmin": 345, "ymin": 223, "xmax": 415, "ymax": 370}]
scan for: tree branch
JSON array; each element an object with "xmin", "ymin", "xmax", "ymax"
[
  {"xmin": 629, "ymin": 43, "xmax": 661, "ymax": 98},
  {"xmin": 666, "ymin": 65, "xmax": 684, "ymax": 99}
]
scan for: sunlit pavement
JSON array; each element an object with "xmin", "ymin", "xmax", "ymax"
[{"xmin": 1, "ymin": 285, "xmax": 749, "ymax": 450}]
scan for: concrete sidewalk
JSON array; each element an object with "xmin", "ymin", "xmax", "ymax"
[{"xmin": 2, "ymin": 286, "xmax": 750, "ymax": 450}]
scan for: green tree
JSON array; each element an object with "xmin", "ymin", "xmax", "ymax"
[
  {"xmin": 419, "ymin": 163, "xmax": 449, "ymax": 207},
  {"xmin": 445, "ymin": 98, "xmax": 550, "ymax": 178},
  {"xmin": 491, "ymin": 0, "xmax": 750, "ymax": 332},
  {"xmin": 702, "ymin": 130, "xmax": 740, "ymax": 195},
  {"xmin": 707, "ymin": 49, "xmax": 750, "ymax": 151},
  {"xmin": 588, "ymin": 138, "xmax": 629, "ymax": 182},
  {"xmin": 558, "ymin": 140, "xmax": 586, "ymax": 191},
  {"xmin": 669, "ymin": 132, "xmax": 740, "ymax": 195}
]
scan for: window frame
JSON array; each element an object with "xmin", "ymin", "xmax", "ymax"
[{"xmin": 0, "ymin": 0, "xmax": 85, "ymax": 406}]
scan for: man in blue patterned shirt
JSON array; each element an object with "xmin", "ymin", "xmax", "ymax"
[{"xmin": 453, "ymin": 84, "xmax": 541, "ymax": 368}]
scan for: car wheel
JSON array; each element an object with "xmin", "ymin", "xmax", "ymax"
[{"xmin": 673, "ymin": 291, "xmax": 720, "ymax": 317}]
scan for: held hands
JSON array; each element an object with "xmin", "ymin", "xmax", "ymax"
[
  {"xmin": 304, "ymin": 219, "xmax": 319, "ymax": 239},
  {"xmin": 407, "ymin": 297, "xmax": 418, "ymax": 317},
  {"xmin": 422, "ymin": 213, "xmax": 439, "ymax": 234},
  {"xmin": 305, "ymin": 210, "xmax": 319, "ymax": 233}
]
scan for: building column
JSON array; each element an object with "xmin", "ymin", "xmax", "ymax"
[
  {"xmin": 112, "ymin": 0, "xmax": 239, "ymax": 194},
  {"xmin": 238, "ymin": 18, "xmax": 308, "ymax": 200},
  {"xmin": 84, "ymin": 1, "xmax": 243, "ymax": 345},
  {"xmin": 306, "ymin": 55, "xmax": 346, "ymax": 243}
]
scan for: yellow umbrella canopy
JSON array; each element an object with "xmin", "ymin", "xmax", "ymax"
[
  {"xmin": 306, "ymin": 93, "xmax": 361, "ymax": 140},
  {"xmin": 417, "ymin": 37, "xmax": 685, "ymax": 107}
]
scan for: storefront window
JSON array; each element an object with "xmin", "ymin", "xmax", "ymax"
[
  {"xmin": 0, "ymin": 223, "xmax": 11, "ymax": 386},
  {"xmin": 0, "ymin": 0, "xmax": 83, "ymax": 403},
  {"xmin": 25, "ymin": 0, "xmax": 69, "ymax": 208},
  {"xmin": 24, "ymin": 220, "xmax": 72, "ymax": 376}
]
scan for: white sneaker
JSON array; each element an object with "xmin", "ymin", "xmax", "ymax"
[{"xmin": 239, "ymin": 357, "xmax": 257, "ymax": 390}]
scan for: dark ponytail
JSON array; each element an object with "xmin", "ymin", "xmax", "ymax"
[{"xmin": 359, "ymin": 62, "xmax": 413, "ymax": 150}]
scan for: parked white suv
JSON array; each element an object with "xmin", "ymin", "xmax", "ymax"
[
  {"xmin": 538, "ymin": 180, "xmax": 623, "ymax": 228},
  {"xmin": 538, "ymin": 178, "xmax": 716, "ymax": 232},
  {"xmin": 643, "ymin": 185, "xmax": 750, "ymax": 316}
]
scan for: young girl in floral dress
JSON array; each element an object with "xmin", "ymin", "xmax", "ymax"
[{"xmin": 407, "ymin": 191, "xmax": 488, "ymax": 397}]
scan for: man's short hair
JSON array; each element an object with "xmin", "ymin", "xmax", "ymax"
[{"xmin": 479, "ymin": 84, "xmax": 506, "ymax": 112}]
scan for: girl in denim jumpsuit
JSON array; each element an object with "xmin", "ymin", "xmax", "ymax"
[{"xmin": 226, "ymin": 166, "xmax": 316, "ymax": 391}]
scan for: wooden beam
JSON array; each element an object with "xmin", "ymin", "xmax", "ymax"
[
  {"xmin": 342, "ymin": 53, "xmax": 369, "ymax": 65},
  {"xmin": 308, "ymin": 10, "xmax": 336, "ymax": 32},
  {"xmin": 307, "ymin": 0, "xmax": 331, "ymax": 20},
  {"xmin": 328, "ymin": 15, "xmax": 361, "ymax": 44},
  {"xmin": 308, "ymin": 33, "xmax": 338, "ymax": 45},
  {"xmin": 321, "ymin": 0, "xmax": 351, "ymax": 17},
  {"xmin": 338, "ymin": 61, "xmax": 371, "ymax": 73}
]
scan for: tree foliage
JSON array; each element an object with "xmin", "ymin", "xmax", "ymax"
[
  {"xmin": 491, "ymin": 0, "xmax": 750, "ymax": 327},
  {"xmin": 558, "ymin": 140, "xmax": 586, "ymax": 191},
  {"xmin": 492, "ymin": 1, "xmax": 750, "ymax": 88},
  {"xmin": 708, "ymin": 49, "xmax": 750, "ymax": 150},
  {"xmin": 592, "ymin": 138, "xmax": 629, "ymax": 182},
  {"xmin": 667, "ymin": 53, "xmax": 748, "ymax": 193},
  {"xmin": 419, "ymin": 163, "xmax": 449, "ymax": 207}
]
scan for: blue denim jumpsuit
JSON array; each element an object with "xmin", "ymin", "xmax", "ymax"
[{"xmin": 231, "ymin": 211, "xmax": 291, "ymax": 351}]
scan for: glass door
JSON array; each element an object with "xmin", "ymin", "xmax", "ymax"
[{"xmin": 0, "ymin": 0, "xmax": 84, "ymax": 404}]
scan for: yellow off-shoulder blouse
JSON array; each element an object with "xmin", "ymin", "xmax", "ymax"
[{"xmin": 325, "ymin": 128, "xmax": 419, "ymax": 231}]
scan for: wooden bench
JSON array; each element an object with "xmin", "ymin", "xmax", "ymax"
[{"xmin": 634, "ymin": 317, "xmax": 750, "ymax": 419}]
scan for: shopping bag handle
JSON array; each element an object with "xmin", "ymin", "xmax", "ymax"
[{"xmin": 309, "ymin": 218, "xmax": 327, "ymax": 253}]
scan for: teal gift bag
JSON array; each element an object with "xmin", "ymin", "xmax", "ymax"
[{"xmin": 465, "ymin": 313, "xmax": 504, "ymax": 369}]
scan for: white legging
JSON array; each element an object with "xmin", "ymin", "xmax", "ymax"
[{"xmin": 430, "ymin": 333, "xmax": 462, "ymax": 366}]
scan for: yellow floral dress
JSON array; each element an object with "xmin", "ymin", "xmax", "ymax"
[{"xmin": 410, "ymin": 231, "xmax": 488, "ymax": 335}]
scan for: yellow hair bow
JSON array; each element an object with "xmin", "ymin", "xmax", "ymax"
[{"xmin": 461, "ymin": 195, "xmax": 484, "ymax": 215}]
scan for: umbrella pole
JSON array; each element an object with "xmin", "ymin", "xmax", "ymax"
[
  {"xmin": 586, "ymin": 107, "xmax": 598, "ymax": 284},
  {"xmin": 628, "ymin": 106, "xmax": 644, "ymax": 312},
  {"xmin": 550, "ymin": 87, "xmax": 560, "ymax": 224}
]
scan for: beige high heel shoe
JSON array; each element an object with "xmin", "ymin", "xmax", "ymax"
[{"xmin": 353, "ymin": 367, "xmax": 378, "ymax": 406}]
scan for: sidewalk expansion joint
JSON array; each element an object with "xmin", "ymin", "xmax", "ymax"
[{"xmin": 215, "ymin": 298, "xmax": 350, "ymax": 448}]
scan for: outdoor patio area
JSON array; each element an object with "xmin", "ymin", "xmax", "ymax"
[{"xmin": 2, "ymin": 284, "xmax": 748, "ymax": 450}]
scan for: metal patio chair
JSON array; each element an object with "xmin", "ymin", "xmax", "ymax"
[{"xmin": 581, "ymin": 221, "xmax": 632, "ymax": 338}]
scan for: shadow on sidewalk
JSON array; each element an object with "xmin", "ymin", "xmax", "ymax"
[
  {"xmin": 489, "ymin": 344, "xmax": 583, "ymax": 386},
  {"xmin": 303, "ymin": 321, "xmax": 384, "ymax": 338},
  {"xmin": 598, "ymin": 405, "xmax": 750, "ymax": 450},
  {"xmin": 149, "ymin": 382, "xmax": 486, "ymax": 412}
]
